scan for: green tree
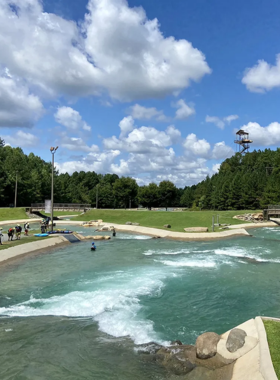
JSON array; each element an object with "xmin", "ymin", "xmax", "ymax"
[
  {"xmin": 113, "ymin": 177, "xmax": 138, "ymax": 208},
  {"xmin": 137, "ymin": 183, "xmax": 160, "ymax": 209},
  {"xmin": 158, "ymin": 180, "xmax": 177, "ymax": 210}
]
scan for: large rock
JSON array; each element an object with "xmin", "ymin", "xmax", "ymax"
[
  {"xmin": 184, "ymin": 227, "xmax": 208, "ymax": 232},
  {"xmin": 85, "ymin": 235, "xmax": 111, "ymax": 240},
  {"xmin": 156, "ymin": 345, "xmax": 196, "ymax": 375},
  {"xmin": 196, "ymin": 332, "xmax": 220, "ymax": 359},
  {"xmin": 126, "ymin": 222, "xmax": 132, "ymax": 225},
  {"xmin": 132, "ymin": 223, "xmax": 140, "ymax": 226},
  {"xmin": 164, "ymin": 224, "xmax": 171, "ymax": 228},
  {"xmin": 135, "ymin": 342, "xmax": 163, "ymax": 354},
  {"xmin": 226, "ymin": 329, "xmax": 247, "ymax": 353}
]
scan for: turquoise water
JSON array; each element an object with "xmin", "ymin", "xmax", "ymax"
[{"xmin": 0, "ymin": 227, "xmax": 280, "ymax": 379}]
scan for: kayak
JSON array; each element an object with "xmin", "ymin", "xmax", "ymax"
[
  {"xmin": 34, "ymin": 233, "xmax": 49, "ymax": 237},
  {"xmin": 91, "ymin": 247, "xmax": 96, "ymax": 251}
]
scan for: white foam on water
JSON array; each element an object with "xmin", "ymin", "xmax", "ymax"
[
  {"xmin": 143, "ymin": 249, "xmax": 190, "ymax": 256},
  {"xmin": 0, "ymin": 269, "xmax": 169, "ymax": 345},
  {"xmin": 155, "ymin": 259, "xmax": 216, "ymax": 268},
  {"xmin": 214, "ymin": 247, "xmax": 279, "ymax": 263},
  {"xmin": 118, "ymin": 234, "xmax": 151, "ymax": 240}
]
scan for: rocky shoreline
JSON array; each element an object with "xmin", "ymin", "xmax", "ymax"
[{"xmin": 135, "ymin": 317, "xmax": 275, "ymax": 380}]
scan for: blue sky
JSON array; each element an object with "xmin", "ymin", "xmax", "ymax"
[{"xmin": 1, "ymin": 0, "xmax": 280, "ymax": 187}]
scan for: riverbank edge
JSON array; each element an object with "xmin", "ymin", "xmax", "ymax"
[
  {"xmin": 55, "ymin": 220, "xmax": 253, "ymax": 240},
  {"xmin": 0, "ymin": 236, "xmax": 70, "ymax": 267}
]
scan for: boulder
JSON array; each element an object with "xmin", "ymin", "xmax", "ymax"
[
  {"xmin": 184, "ymin": 227, "xmax": 208, "ymax": 232},
  {"xmin": 132, "ymin": 222, "xmax": 140, "ymax": 226},
  {"xmin": 226, "ymin": 329, "xmax": 247, "ymax": 353},
  {"xmin": 196, "ymin": 332, "xmax": 220, "ymax": 359},
  {"xmin": 164, "ymin": 224, "xmax": 171, "ymax": 228},
  {"xmin": 126, "ymin": 222, "xmax": 132, "ymax": 225},
  {"xmin": 156, "ymin": 345, "xmax": 196, "ymax": 375},
  {"xmin": 135, "ymin": 342, "xmax": 163, "ymax": 354},
  {"xmin": 85, "ymin": 235, "xmax": 111, "ymax": 240}
]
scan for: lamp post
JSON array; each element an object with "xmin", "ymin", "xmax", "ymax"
[
  {"xmin": 50, "ymin": 146, "xmax": 59, "ymax": 232},
  {"xmin": 14, "ymin": 171, "xmax": 18, "ymax": 208}
]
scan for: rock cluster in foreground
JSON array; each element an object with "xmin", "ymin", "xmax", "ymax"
[
  {"xmin": 233, "ymin": 213, "xmax": 263, "ymax": 222},
  {"xmin": 136, "ymin": 327, "xmax": 256, "ymax": 379}
]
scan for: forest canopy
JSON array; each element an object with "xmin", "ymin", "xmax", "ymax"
[{"xmin": 0, "ymin": 139, "xmax": 279, "ymax": 210}]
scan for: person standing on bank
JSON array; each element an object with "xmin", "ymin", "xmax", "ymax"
[{"xmin": 0, "ymin": 228, "xmax": 3, "ymax": 245}]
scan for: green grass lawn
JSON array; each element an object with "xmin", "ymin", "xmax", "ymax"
[
  {"xmin": 45, "ymin": 211, "xmax": 81, "ymax": 217},
  {"xmin": 0, "ymin": 207, "xmax": 29, "ymax": 221},
  {"xmin": 73, "ymin": 209, "xmax": 260, "ymax": 232},
  {"xmin": 0, "ymin": 234, "xmax": 50, "ymax": 251},
  {"xmin": 263, "ymin": 320, "xmax": 280, "ymax": 378}
]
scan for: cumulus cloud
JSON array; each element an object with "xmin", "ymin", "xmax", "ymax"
[
  {"xmin": 183, "ymin": 133, "xmax": 234, "ymax": 160},
  {"xmin": 55, "ymin": 107, "xmax": 91, "ymax": 131},
  {"xmin": 205, "ymin": 114, "xmax": 239, "ymax": 129},
  {"xmin": 104, "ymin": 124, "xmax": 181, "ymax": 154},
  {"xmin": 0, "ymin": 75, "xmax": 43, "ymax": 127},
  {"xmin": 174, "ymin": 99, "xmax": 195, "ymax": 120},
  {"xmin": 57, "ymin": 150, "xmax": 120, "ymax": 174},
  {"xmin": 239, "ymin": 121, "xmax": 280, "ymax": 146},
  {"xmin": 3, "ymin": 130, "xmax": 39, "ymax": 147},
  {"xmin": 60, "ymin": 136, "xmax": 99, "ymax": 152},
  {"xmin": 242, "ymin": 54, "xmax": 280, "ymax": 93},
  {"xmin": 0, "ymin": 0, "xmax": 211, "ymax": 101},
  {"xmin": 129, "ymin": 104, "xmax": 168, "ymax": 121},
  {"xmin": 119, "ymin": 116, "xmax": 135, "ymax": 138},
  {"xmin": 183, "ymin": 133, "xmax": 211, "ymax": 157},
  {"xmin": 212, "ymin": 141, "xmax": 234, "ymax": 160}
]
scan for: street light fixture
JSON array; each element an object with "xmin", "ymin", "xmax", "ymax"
[{"xmin": 50, "ymin": 146, "xmax": 58, "ymax": 232}]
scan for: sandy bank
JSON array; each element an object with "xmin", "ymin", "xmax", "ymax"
[
  {"xmin": 0, "ymin": 218, "xmax": 41, "ymax": 226},
  {"xmin": 0, "ymin": 236, "xmax": 69, "ymax": 266},
  {"xmin": 228, "ymin": 222, "xmax": 276, "ymax": 229}
]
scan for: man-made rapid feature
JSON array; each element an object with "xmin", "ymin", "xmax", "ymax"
[{"xmin": 0, "ymin": 228, "xmax": 279, "ymax": 379}]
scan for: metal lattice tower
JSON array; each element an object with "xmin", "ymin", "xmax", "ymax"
[{"xmin": 234, "ymin": 130, "xmax": 253, "ymax": 154}]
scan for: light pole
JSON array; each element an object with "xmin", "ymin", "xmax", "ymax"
[
  {"xmin": 14, "ymin": 171, "xmax": 18, "ymax": 208},
  {"xmin": 50, "ymin": 146, "xmax": 59, "ymax": 232},
  {"xmin": 96, "ymin": 184, "xmax": 99, "ymax": 209}
]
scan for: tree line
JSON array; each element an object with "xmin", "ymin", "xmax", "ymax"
[{"xmin": 1, "ymin": 138, "xmax": 279, "ymax": 210}]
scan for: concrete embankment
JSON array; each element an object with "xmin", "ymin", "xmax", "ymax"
[{"xmin": 0, "ymin": 236, "xmax": 69, "ymax": 266}]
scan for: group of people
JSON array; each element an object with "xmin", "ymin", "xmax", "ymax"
[
  {"xmin": 40, "ymin": 217, "xmax": 51, "ymax": 233},
  {"xmin": 0, "ymin": 222, "xmax": 30, "ymax": 245}
]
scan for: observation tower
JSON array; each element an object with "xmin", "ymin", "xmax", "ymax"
[{"xmin": 234, "ymin": 130, "xmax": 253, "ymax": 154}]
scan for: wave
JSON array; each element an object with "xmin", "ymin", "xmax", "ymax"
[
  {"xmin": 117, "ymin": 234, "xmax": 151, "ymax": 240},
  {"xmin": 143, "ymin": 248, "xmax": 190, "ymax": 256},
  {"xmin": 155, "ymin": 259, "xmax": 216, "ymax": 268},
  {"xmin": 214, "ymin": 248, "xmax": 280, "ymax": 263},
  {"xmin": 0, "ymin": 270, "xmax": 169, "ymax": 345}
]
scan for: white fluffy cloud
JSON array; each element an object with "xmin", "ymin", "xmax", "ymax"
[
  {"xmin": 239, "ymin": 121, "xmax": 280, "ymax": 146},
  {"xmin": 242, "ymin": 54, "xmax": 280, "ymax": 93},
  {"xmin": 205, "ymin": 114, "xmax": 239, "ymax": 129},
  {"xmin": 129, "ymin": 104, "xmax": 168, "ymax": 121},
  {"xmin": 104, "ymin": 124, "xmax": 181, "ymax": 154},
  {"xmin": 119, "ymin": 116, "xmax": 135, "ymax": 138},
  {"xmin": 174, "ymin": 99, "xmax": 195, "ymax": 120},
  {"xmin": 183, "ymin": 133, "xmax": 234, "ymax": 160},
  {"xmin": 0, "ymin": 75, "xmax": 43, "ymax": 127},
  {"xmin": 60, "ymin": 136, "xmax": 99, "ymax": 152},
  {"xmin": 3, "ymin": 130, "xmax": 39, "ymax": 147},
  {"xmin": 183, "ymin": 133, "xmax": 211, "ymax": 157},
  {"xmin": 0, "ymin": 0, "xmax": 211, "ymax": 101},
  {"xmin": 55, "ymin": 107, "xmax": 91, "ymax": 131},
  {"xmin": 212, "ymin": 141, "xmax": 234, "ymax": 159}
]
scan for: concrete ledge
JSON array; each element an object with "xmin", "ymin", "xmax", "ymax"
[
  {"xmin": 217, "ymin": 336, "xmax": 258, "ymax": 360},
  {"xmin": 99, "ymin": 222, "xmax": 250, "ymax": 241},
  {"xmin": 0, "ymin": 236, "xmax": 69, "ymax": 266},
  {"xmin": 229, "ymin": 222, "xmax": 276, "ymax": 229},
  {"xmin": 255, "ymin": 316, "xmax": 278, "ymax": 380}
]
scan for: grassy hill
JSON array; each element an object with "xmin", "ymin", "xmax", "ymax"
[
  {"xmin": 73, "ymin": 209, "xmax": 259, "ymax": 232},
  {"xmin": 0, "ymin": 208, "xmax": 29, "ymax": 221}
]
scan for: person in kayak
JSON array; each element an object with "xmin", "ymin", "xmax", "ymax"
[{"xmin": 91, "ymin": 242, "xmax": 96, "ymax": 251}]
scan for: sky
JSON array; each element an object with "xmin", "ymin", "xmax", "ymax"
[{"xmin": 1, "ymin": 0, "xmax": 280, "ymax": 187}]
